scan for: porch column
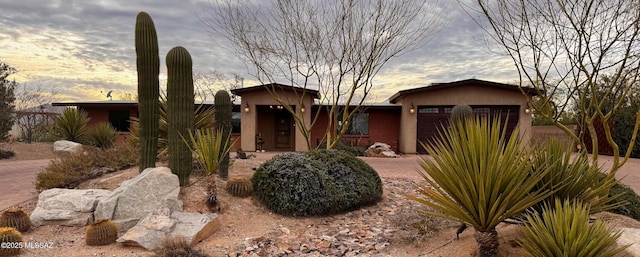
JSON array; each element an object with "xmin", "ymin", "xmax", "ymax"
[{"xmin": 240, "ymin": 100, "xmax": 256, "ymax": 151}]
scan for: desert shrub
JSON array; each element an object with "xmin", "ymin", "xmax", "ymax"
[
  {"xmin": 316, "ymin": 140, "xmax": 365, "ymax": 156},
  {"xmin": 154, "ymin": 237, "xmax": 209, "ymax": 257},
  {"xmin": 35, "ymin": 145, "xmax": 137, "ymax": 190},
  {"xmin": 528, "ymin": 138, "xmax": 619, "ymax": 216},
  {"xmin": 519, "ymin": 199, "xmax": 628, "ymax": 257},
  {"xmin": 0, "ymin": 149, "xmax": 14, "ymax": 159},
  {"xmin": 252, "ymin": 150, "xmax": 382, "ymax": 216},
  {"xmin": 89, "ymin": 122, "xmax": 117, "ymax": 149},
  {"xmin": 607, "ymin": 179, "xmax": 640, "ymax": 220},
  {"xmin": 53, "ymin": 107, "xmax": 90, "ymax": 144}
]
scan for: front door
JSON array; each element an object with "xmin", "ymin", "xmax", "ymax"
[{"xmin": 274, "ymin": 110, "xmax": 292, "ymax": 149}]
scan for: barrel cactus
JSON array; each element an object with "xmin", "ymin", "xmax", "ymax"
[
  {"xmin": 135, "ymin": 12, "xmax": 161, "ymax": 172},
  {"xmin": 166, "ymin": 46, "xmax": 195, "ymax": 186},
  {"xmin": 450, "ymin": 104, "xmax": 473, "ymax": 123},
  {"xmin": 0, "ymin": 208, "xmax": 32, "ymax": 233},
  {"xmin": 215, "ymin": 90, "xmax": 232, "ymax": 180},
  {"xmin": 0, "ymin": 227, "xmax": 22, "ymax": 256},
  {"xmin": 85, "ymin": 219, "xmax": 118, "ymax": 246},
  {"xmin": 225, "ymin": 177, "xmax": 253, "ymax": 197}
]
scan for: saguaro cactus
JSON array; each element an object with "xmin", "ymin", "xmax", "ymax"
[
  {"xmin": 135, "ymin": 12, "xmax": 160, "ymax": 172},
  {"xmin": 215, "ymin": 90, "xmax": 232, "ymax": 180},
  {"xmin": 166, "ymin": 46, "xmax": 195, "ymax": 186}
]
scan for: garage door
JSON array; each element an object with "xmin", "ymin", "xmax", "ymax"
[{"xmin": 416, "ymin": 105, "xmax": 520, "ymax": 154}]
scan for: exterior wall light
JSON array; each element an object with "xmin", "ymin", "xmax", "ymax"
[
  {"xmin": 409, "ymin": 102, "xmax": 416, "ymax": 114},
  {"xmin": 244, "ymin": 102, "xmax": 250, "ymax": 113},
  {"xmin": 301, "ymin": 103, "xmax": 306, "ymax": 113},
  {"xmin": 524, "ymin": 102, "xmax": 531, "ymax": 114}
]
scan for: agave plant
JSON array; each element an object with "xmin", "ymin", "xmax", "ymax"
[
  {"xmin": 528, "ymin": 138, "xmax": 621, "ymax": 216},
  {"xmin": 54, "ymin": 107, "xmax": 90, "ymax": 144},
  {"xmin": 410, "ymin": 116, "xmax": 552, "ymax": 257},
  {"xmin": 183, "ymin": 128, "xmax": 236, "ymax": 176},
  {"xmin": 520, "ymin": 199, "xmax": 629, "ymax": 257}
]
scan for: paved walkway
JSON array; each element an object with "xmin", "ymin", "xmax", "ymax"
[
  {"xmin": 0, "ymin": 159, "xmax": 50, "ymax": 211},
  {"xmin": 0, "ymin": 153, "xmax": 638, "ymax": 211}
]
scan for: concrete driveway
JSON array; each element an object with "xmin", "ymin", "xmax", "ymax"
[{"xmin": 0, "ymin": 159, "xmax": 50, "ymax": 211}]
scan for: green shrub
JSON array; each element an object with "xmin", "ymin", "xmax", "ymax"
[
  {"xmin": 252, "ymin": 150, "xmax": 382, "ymax": 216},
  {"xmin": 35, "ymin": 145, "xmax": 138, "ymax": 190},
  {"xmin": 54, "ymin": 108, "xmax": 90, "ymax": 143},
  {"xmin": 607, "ymin": 179, "xmax": 640, "ymax": 220},
  {"xmin": 89, "ymin": 122, "xmax": 117, "ymax": 149},
  {"xmin": 519, "ymin": 199, "xmax": 628, "ymax": 257},
  {"xmin": 307, "ymin": 149, "xmax": 382, "ymax": 204},
  {"xmin": 316, "ymin": 140, "xmax": 365, "ymax": 156}
]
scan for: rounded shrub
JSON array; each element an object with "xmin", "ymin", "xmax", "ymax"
[
  {"xmin": 307, "ymin": 149, "xmax": 382, "ymax": 205},
  {"xmin": 252, "ymin": 150, "xmax": 382, "ymax": 216}
]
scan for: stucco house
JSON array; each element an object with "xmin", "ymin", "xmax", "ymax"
[{"xmin": 53, "ymin": 78, "xmax": 537, "ymax": 154}]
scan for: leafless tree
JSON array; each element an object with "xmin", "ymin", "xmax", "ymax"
[
  {"xmin": 206, "ymin": 0, "xmax": 447, "ymax": 149},
  {"xmin": 193, "ymin": 70, "xmax": 243, "ymax": 102},
  {"xmin": 13, "ymin": 84, "xmax": 60, "ymax": 143},
  {"xmin": 465, "ymin": 0, "xmax": 640, "ymax": 173}
]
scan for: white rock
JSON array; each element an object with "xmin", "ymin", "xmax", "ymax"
[
  {"xmin": 93, "ymin": 167, "xmax": 182, "ymax": 231},
  {"xmin": 117, "ymin": 208, "xmax": 219, "ymax": 250},
  {"xmin": 368, "ymin": 142, "xmax": 391, "ymax": 150},
  {"xmin": 30, "ymin": 188, "xmax": 111, "ymax": 226},
  {"xmin": 53, "ymin": 140, "xmax": 83, "ymax": 153},
  {"xmin": 616, "ymin": 227, "xmax": 640, "ymax": 256}
]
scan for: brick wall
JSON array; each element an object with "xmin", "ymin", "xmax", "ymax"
[{"xmin": 310, "ymin": 107, "xmax": 401, "ymax": 151}]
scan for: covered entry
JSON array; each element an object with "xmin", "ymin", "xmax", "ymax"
[
  {"xmin": 254, "ymin": 105, "xmax": 295, "ymax": 151},
  {"xmin": 416, "ymin": 104, "xmax": 521, "ymax": 153},
  {"xmin": 231, "ymin": 83, "xmax": 318, "ymax": 152}
]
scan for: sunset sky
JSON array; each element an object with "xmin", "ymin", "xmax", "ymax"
[{"xmin": 0, "ymin": 0, "xmax": 518, "ymax": 104}]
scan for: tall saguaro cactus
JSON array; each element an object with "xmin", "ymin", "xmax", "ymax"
[
  {"xmin": 215, "ymin": 90, "xmax": 232, "ymax": 180},
  {"xmin": 166, "ymin": 46, "xmax": 195, "ymax": 186},
  {"xmin": 135, "ymin": 12, "xmax": 160, "ymax": 172}
]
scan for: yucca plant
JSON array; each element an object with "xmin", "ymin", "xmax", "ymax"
[
  {"xmin": 528, "ymin": 138, "xmax": 621, "ymax": 216},
  {"xmin": 183, "ymin": 128, "xmax": 236, "ymax": 176},
  {"xmin": 127, "ymin": 92, "xmax": 215, "ymax": 159},
  {"xmin": 89, "ymin": 122, "xmax": 117, "ymax": 149},
  {"xmin": 520, "ymin": 199, "xmax": 629, "ymax": 257},
  {"xmin": 54, "ymin": 107, "xmax": 90, "ymax": 144},
  {"xmin": 409, "ymin": 116, "xmax": 552, "ymax": 257}
]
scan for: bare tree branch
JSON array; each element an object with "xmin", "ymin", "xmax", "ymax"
[{"xmin": 204, "ymin": 0, "xmax": 448, "ymax": 149}]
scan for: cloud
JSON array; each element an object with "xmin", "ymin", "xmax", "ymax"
[{"xmin": 0, "ymin": 0, "xmax": 518, "ymax": 103}]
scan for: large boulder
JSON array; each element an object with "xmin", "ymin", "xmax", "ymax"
[
  {"xmin": 30, "ymin": 188, "xmax": 111, "ymax": 226},
  {"xmin": 117, "ymin": 207, "xmax": 220, "ymax": 250},
  {"xmin": 53, "ymin": 140, "xmax": 83, "ymax": 154},
  {"xmin": 93, "ymin": 167, "xmax": 182, "ymax": 231},
  {"xmin": 617, "ymin": 227, "xmax": 640, "ymax": 256}
]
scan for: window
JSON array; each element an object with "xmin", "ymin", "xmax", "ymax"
[
  {"xmin": 231, "ymin": 112, "xmax": 241, "ymax": 133},
  {"xmin": 342, "ymin": 113, "xmax": 369, "ymax": 135},
  {"xmin": 108, "ymin": 110, "xmax": 130, "ymax": 132},
  {"xmin": 418, "ymin": 107, "xmax": 439, "ymax": 113}
]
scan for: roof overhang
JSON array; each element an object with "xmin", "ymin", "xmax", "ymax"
[
  {"xmin": 388, "ymin": 78, "xmax": 540, "ymax": 103},
  {"xmin": 231, "ymin": 83, "xmax": 320, "ymax": 99}
]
